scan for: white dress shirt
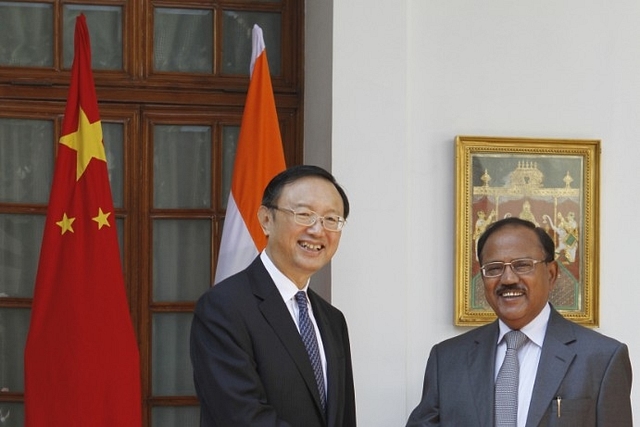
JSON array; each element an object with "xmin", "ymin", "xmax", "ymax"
[
  {"xmin": 495, "ymin": 303, "xmax": 551, "ymax": 427},
  {"xmin": 260, "ymin": 251, "xmax": 328, "ymax": 388}
]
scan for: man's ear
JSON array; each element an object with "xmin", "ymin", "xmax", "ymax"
[
  {"xmin": 257, "ymin": 205, "xmax": 272, "ymax": 236},
  {"xmin": 546, "ymin": 259, "xmax": 559, "ymax": 291}
]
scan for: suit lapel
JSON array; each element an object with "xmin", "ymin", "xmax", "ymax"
[
  {"xmin": 248, "ymin": 259, "xmax": 327, "ymax": 419},
  {"xmin": 468, "ymin": 323, "xmax": 500, "ymax": 427},
  {"xmin": 525, "ymin": 309, "xmax": 576, "ymax": 427}
]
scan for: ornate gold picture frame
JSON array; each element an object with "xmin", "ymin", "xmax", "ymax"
[{"xmin": 455, "ymin": 136, "xmax": 600, "ymax": 326}]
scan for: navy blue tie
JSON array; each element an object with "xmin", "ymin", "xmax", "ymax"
[{"xmin": 295, "ymin": 291, "xmax": 326, "ymax": 413}]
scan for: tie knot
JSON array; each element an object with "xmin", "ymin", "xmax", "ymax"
[
  {"xmin": 504, "ymin": 330, "xmax": 527, "ymax": 350},
  {"xmin": 295, "ymin": 291, "xmax": 307, "ymax": 308}
]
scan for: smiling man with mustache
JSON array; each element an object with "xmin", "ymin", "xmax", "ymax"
[{"xmin": 406, "ymin": 217, "xmax": 632, "ymax": 427}]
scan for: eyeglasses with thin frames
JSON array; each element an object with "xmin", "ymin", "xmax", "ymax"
[
  {"xmin": 267, "ymin": 206, "xmax": 346, "ymax": 232},
  {"xmin": 480, "ymin": 258, "xmax": 548, "ymax": 278}
]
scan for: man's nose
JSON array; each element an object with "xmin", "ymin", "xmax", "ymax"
[
  {"xmin": 307, "ymin": 218, "xmax": 325, "ymax": 234},
  {"xmin": 501, "ymin": 264, "xmax": 519, "ymax": 283}
]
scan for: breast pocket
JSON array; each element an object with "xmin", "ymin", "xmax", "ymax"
[{"xmin": 544, "ymin": 398, "xmax": 594, "ymax": 426}]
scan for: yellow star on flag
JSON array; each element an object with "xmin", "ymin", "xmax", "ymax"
[
  {"xmin": 56, "ymin": 213, "xmax": 76, "ymax": 235},
  {"xmin": 92, "ymin": 208, "xmax": 111, "ymax": 230},
  {"xmin": 59, "ymin": 107, "xmax": 106, "ymax": 180}
]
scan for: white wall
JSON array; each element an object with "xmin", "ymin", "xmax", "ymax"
[{"xmin": 308, "ymin": 0, "xmax": 640, "ymax": 425}]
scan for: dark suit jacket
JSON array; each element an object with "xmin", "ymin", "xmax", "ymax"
[
  {"xmin": 406, "ymin": 307, "xmax": 633, "ymax": 426},
  {"xmin": 190, "ymin": 257, "xmax": 357, "ymax": 427}
]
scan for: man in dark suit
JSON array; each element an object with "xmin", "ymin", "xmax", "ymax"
[
  {"xmin": 191, "ymin": 165, "xmax": 356, "ymax": 427},
  {"xmin": 406, "ymin": 217, "xmax": 632, "ymax": 426}
]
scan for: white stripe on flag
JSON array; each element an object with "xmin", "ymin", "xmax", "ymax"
[{"xmin": 215, "ymin": 193, "xmax": 259, "ymax": 284}]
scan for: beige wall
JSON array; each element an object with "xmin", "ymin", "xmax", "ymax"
[{"xmin": 307, "ymin": 0, "xmax": 640, "ymax": 425}]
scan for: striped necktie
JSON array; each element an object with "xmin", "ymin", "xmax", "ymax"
[{"xmin": 295, "ymin": 291, "xmax": 327, "ymax": 413}]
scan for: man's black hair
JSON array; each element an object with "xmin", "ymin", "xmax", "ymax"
[
  {"xmin": 262, "ymin": 165, "xmax": 350, "ymax": 218},
  {"xmin": 476, "ymin": 217, "xmax": 555, "ymax": 264}
]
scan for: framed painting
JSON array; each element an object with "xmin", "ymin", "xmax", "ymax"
[{"xmin": 455, "ymin": 136, "xmax": 600, "ymax": 326}]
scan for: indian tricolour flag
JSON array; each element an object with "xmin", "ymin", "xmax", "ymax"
[{"xmin": 214, "ymin": 24, "xmax": 286, "ymax": 284}]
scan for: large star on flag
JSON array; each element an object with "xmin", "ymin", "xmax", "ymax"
[{"xmin": 59, "ymin": 107, "xmax": 106, "ymax": 180}]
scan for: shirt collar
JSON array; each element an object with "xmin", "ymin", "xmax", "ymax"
[
  {"xmin": 497, "ymin": 302, "xmax": 550, "ymax": 348},
  {"xmin": 260, "ymin": 251, "xmax": 309, "ymax": 302}
]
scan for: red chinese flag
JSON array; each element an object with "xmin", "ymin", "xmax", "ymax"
[{"xmin": 24, "ymin": 15, "xmax": 142, "ymax": 426}]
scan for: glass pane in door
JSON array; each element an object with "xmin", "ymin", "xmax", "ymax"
[
  {"xmin": 153, "ymin": 125, "xmax": 212, "ymax": 209},
  {"xmin": 0, "ymin": 402, "xmax": 23, "ymax": 427},
  {"xmin": 63, "ymin": 5, "xmax": 123, "ymax": 70},
  {"xmin": 0, "ymin": 118, "xmax": 53, "ymax": 204},
  {"xmin": 103, "ymin": 122, "xmax": 124, "ymax": 208},
  {"xmin": 0, "ymin": 214, "xmax": 44, "ymax": 298},
  {"xmin": 220, "ymin": 125, "xmax": 239, "ymax": 209},
  {"xmin": 222, "ymin": 11, "xmax": 281, "ymax": 76},
  {"xmin": 151, "ymin": 312, "xmax": 196, "ymax": 395},
  {"xmin": 151, "ymin": 406, "xmax": 199, "ymax": 427},
  {"xmin": 154, "ymin": 8, "xmax": 213, "ymax": 73},
  {"xmin": 0, "ymin": 308, "xmax": 30, "ymax": 392},
  {"xmin": 152, "ymin": 219, "xmax": 211, "ymax": 302},
  {"xmin": 0, "ymin": 2, "xmax": 53, "ymax": 67}
]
